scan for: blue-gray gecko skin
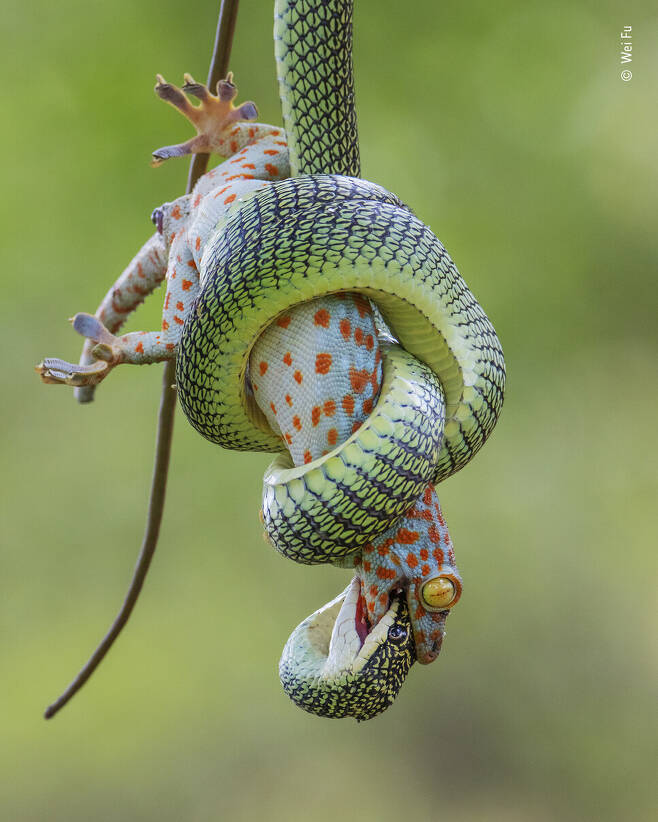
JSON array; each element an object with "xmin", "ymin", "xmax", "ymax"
[{"xmin": 37, "ymin": 0, "xmax": 504, "ymax": 720}]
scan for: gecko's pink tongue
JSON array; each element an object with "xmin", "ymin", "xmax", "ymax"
[{"xmin": 355, "ymin": 590, "xmax": 370, "ymax": 646}]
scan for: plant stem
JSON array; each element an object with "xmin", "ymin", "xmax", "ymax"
[{"xmin": 44, "ymin": 0, "xmax": 241, "ymax": 720}]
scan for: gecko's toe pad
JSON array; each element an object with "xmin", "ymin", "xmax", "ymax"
[{"xmin": 36, "ymin": 358, "xmax": 109, "ymax": 387}]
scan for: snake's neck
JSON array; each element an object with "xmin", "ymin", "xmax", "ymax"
[{"xmin": 275, "ymin": 0, "xmax": 359, "ymax": 177}]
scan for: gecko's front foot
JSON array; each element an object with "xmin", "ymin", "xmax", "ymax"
[
  {"xmin": 36, "ymin": 314, "xmax": 123, "ymax": 387},
  {"xmin": 151, "ymin": 72, "xmax": 258, "ymax": 165}
]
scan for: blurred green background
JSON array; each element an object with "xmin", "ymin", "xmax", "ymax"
[{"xmin": 2, "ymin": 0, "xmax": 655, "ymax": 819}]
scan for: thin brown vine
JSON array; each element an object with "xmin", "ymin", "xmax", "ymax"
[{"xmin": 44, "ymin": 0, "xmax": 241, "ymax": 720}]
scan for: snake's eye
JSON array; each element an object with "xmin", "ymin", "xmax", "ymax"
[
  {"xmin": 388, "ymin": 624, "xmax": 407, "ymax": 643},
  {"xmin": 151, "ymin": 206, "xmax": 165, "ymax": 235},
  {"xmin": 421, "ymin": 576, "xmax": 461, "ymax": 611}
]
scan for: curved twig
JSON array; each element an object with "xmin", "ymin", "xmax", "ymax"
[{"xmin": 44, "ymin": 0, "xmax": 241, "ymax": 720}]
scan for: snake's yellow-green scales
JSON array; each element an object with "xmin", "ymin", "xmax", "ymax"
[{"xmin": 37, "ymin": 0, "xmax": 505, "ymax": 721}]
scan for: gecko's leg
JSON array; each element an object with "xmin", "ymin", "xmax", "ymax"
[
  {"xmin": 151, "ymin": 73, "xmax": 258, "ymax": 165},
  {"xmin": 72, "ymin": 232, "xmax": 168, "ymax": 402},
  {"xmin": 37, "ymin": 234, "xmax": 201, "ymax": 388}
]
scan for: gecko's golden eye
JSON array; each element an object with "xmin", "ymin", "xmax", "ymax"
[{"xmin": 421, "ymin": 576, "xmax": 461, "ymax": 611}]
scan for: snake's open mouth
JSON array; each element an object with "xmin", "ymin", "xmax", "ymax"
[
  {"xmin": 279, "ymin": 577, "xmax": 415, "ymax": 720},
  {"xmin": 322, "ymin": 578, "xmax": 410, "ymax": 674}
]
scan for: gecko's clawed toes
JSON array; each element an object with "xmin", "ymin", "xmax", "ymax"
[
  {"xmin": 152, "ymin": 70, "xmax": 258, "ymax": 164},
  {"xmin": 36, "ymin": 358, "xmax": 109, "ymax": 387},
  {"xmin": 181, "ymin": 73, "xmax": 210, "ymax": 101},
  {"xmin": 216, "ymin": 73, "xmax": 238, "ymax": 102}
]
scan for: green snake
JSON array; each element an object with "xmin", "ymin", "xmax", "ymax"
[
  {"xmin": 175, "ymin": 0, "xmax": 504, "ymax": 718},
  {"xmin": 37, "ymin": 0, "xmax": 504, "ymax": 720}
]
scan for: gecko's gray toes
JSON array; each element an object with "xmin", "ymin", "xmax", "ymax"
[{"xmin": 36, "ymin": 358, "xmax": 109, "ymax": 386}]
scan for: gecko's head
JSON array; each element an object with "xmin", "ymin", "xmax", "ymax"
[{"xmin": 151, "ymin": 194, "xmax": 192, "ymax": 248}]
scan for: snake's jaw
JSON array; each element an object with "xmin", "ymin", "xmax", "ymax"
[{"xmin": 279, "ymin": 578, "xmax": 415, "ymax": 721}]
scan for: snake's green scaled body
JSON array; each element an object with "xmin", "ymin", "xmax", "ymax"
[{"xmin": 173, "ymin": 0, "xmax": 505, "ymax": 719}]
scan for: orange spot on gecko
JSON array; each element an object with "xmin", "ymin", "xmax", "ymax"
[
  {"xmin": 354, "ymin": 327, "xmax": 364, "ymax": 345},
  {"xmin": 230, "ymin": 140, "xmax": 238, "ymax": 153},
  {"xmin": 174, "ymin": 315, "xmax": 184, "ymax": 325},
  {"xmin": 294, "ymin": 370, "xmax": 303, "ymax": 384},
  {"xmin": 314, "ymin": 309, "xmax": 330, "ymax": 328},
  {"xmin": 270, "ymin": 402, "xmax": 277, "ymax": 415},
  {"xmin": 349, "ymin": 367, "xmax": 370, "ymax": 394},
  {"xmin": 419, "ymin": 548, "xmax": 429, "ymax": 561},
  {"xmin": 303, "ymin": 450, "xmax": 312, "ymax": 464},
  {"xmin": 285, "ymin": 433, "xmax": 292, "ymax": 445},
  {"xmin": 171, "ymin": 204, "xmax": 182, "ymax": 219},
  {"xmin": 176, "ymin": 301, "xmax": 184, "ymax": 311},
  {"xmin": 327, "ymin": 428, "xmax": 338, "ymax": 446},
  {"xmin": 135, "ymin": 342, "xmax": 144, "ymax": 354},
  {"xmin": 365, "ymin": 334, "xmax": 374, "ymax": 350},
  {"xmin": 263, "ymin": 149, "xmax": 278, "ymax": 155},
  {"xmin": 323, "ymin": 400, "xmax": 336, "ymax": 417},
  {"xmin": 352, "ymin": 421, "xmax": 362, "ymax": 434},
  {"xmin": 342, "ymin": 394, "xmax": 355, "ymax": 415},
  {"xmin": 182, "ymin": 279, "xmax": 193, "ymax": 291},
  {"xmin": 397, "ymin": 529, "xmax": 419, "ymax": 545},
  {"xmin": 165, "ymin": 343, "xmax": 175, "ymax": 351},
  {"xmin": 423, "ymin": 486, "xmax": 433, "ymax": 506},
  {"xmin": 421, "ymin": 564, "xmax": 431, "ymax": 576},
  {"xmin": 362, "ymin": 398, "xmax": 373, "ymax": 415},
  {"xmin": 187, "ymin": 260, "xmax": 196, "ymax": 269},
  {"xmin": 432, "ymin": 547, "xmax": 445, "ymax": 564},
  {"xmin": 369, "ymin": 584, "xmax": 379, "ymax": 598},
  {"xmin": 406, "ymin": 553, "xmax": 419, "ymax": 568},
  {"xmin": 315, "ymin": 353, "xmax": 332, "ymax": 374},
  {"xmin": 311, "ymin": 406, "xmax": 321, "ymax": 427},
  {"xmin": 283, "ymin": 352, "xmax": 292, "ymax": 366},
  {"xmin": 285, "ymin": 394, "xmax": 293, "ymax": 406},
  {"xmin": 340, "ymin": 319, "xmax": 351, "ymax": 340},
  {"xmin": 195, "ymin": 236, "xmax": 201, "ymax": 251},
  {"xmin": 276, "ymin": 315, "xmax": 291, "ymax": 328},
  {"xmin": 292, "ymin": 415, "xmax": 302, "ymax": 431},
  {"xmin": 377, "ymin": 567, "xmax": 397, "ymax": 580},
  {"xmin": 353, "ymin": 294, "xmax": 370, "ymax": 317},
  {"xmin": 363, "ymin": 560, "xmax": 371, "ymax": 572},
  {"xmin": 259, "ymin": 361, "xmax": 268, "ymax": 376},
  {"xmin": 242, "ymin": 163, "xmax": 256, "ymax": 169},
  {"xmin": 224, "ymin": 194, "xmax": 236, "ymax": 205},
  {"xmin": 379, "ymin": 593, "xmax": 388, "ymax": 607},
  {"xmin": 428, "ymin": 525, "xmax": 441, "ymax": 544},
  {"xmin": 265, "ymin": 163, "xmax": 279, "ymax": 176},
  {"xmin": 162, "ymin": 319, "xmax": 169, "ymax": 330}
]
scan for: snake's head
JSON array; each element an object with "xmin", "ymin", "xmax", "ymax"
[{"xmin": 279, "ymin": 577, "xmax": 415, "ymax": 721}]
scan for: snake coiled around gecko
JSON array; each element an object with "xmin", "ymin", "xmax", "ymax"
[{"xmin": 37, "ymin": 0, "xmax": 505, "ymax": 720}]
